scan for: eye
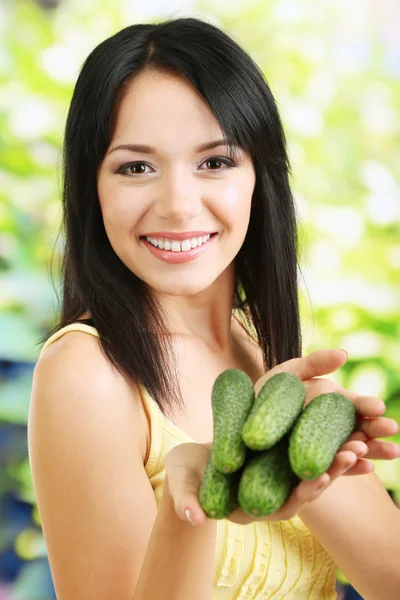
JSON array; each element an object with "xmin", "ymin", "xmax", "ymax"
[
  {"xmin": 114, "ymin": 162, "xmax": 154, "ymax": 176},
  {"xmin": 113, "ymin": 155, "xmax": 236, "ymax": 177},
  {"xmin": 199, "ymin": 156, "xmax": 236, "ymax": 171}
]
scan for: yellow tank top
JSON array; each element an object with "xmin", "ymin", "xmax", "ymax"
[{"xmin": 39, "ymin": 311, "xmax": 337, "ymax": 599}]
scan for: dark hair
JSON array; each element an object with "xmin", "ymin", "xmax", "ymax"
[{"xmin": 42, "ymin": 15, "xmax": 302, "ymax": 418}]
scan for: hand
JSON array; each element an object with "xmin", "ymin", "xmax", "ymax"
[
  {"xmin": 162, "ymin": 438, "xmax": 342, "ymax": 527},
  {"xmin": 163, "ymin": 349, "xmax": 398, "ymax": 527},
  {"xmin": 255, "ymin": 349, "xmax": 400, "ymax": 476}
]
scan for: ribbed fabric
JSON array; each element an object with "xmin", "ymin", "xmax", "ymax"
[{"xmin": 39, "ymin": 311, "xmax": 337, "ymax": 599}]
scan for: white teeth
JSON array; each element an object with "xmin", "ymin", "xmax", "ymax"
[
  {"xmin": 181, "ymin": 239, "xmax": 192, "ymax": 252},
  {"xmin": 146, "ymin": 234, "xmax": 211, "ymax": 252},
  {"xmin": 171, "ymin": 240, "xmax": 181, "ymax": 252}
]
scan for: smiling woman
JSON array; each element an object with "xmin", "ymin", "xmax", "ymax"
[
  {"xmin": 27, "ymin": 14, "xmax": 400, "ymax": 600},
  {"xmin": 44, "ymin": 15, "xmax": 301, "ymax": 417}
]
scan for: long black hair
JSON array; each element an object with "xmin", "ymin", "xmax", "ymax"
[{"xmin": 42, "ymin": 15, "xmax": 302, "ymax": 418}]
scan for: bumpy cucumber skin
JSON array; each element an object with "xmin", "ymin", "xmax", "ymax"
[
  {"xmin": 238, "ymin": 439, "xmax": 297, "ymax": 518},
  {"xmin": 199, "ymin": 451, "xmax": 240, "ymax": 519},
  {"xmin": 212, "ymin": 369, "xmax": 255, "ymax": 474},
  {"xmin": 289, "ymin": 392, "xmax": 357, "ymax": 480},
  {"xmin": 242, "ymin": 372, "xmax": 306, "ymax": 450}
]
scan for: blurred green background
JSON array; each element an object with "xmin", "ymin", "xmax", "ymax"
[{"xmin": 0, "ymin": 0, "xmax": 399, "ymax": 598}]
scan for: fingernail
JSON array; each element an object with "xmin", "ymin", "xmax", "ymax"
[
  {"xmin": 185, "ymin": 508, "xmax": 197, "ymax": 526},
  {"xmin": 340, "ymin": 349, "xmax": 348, "ymax": 359}
]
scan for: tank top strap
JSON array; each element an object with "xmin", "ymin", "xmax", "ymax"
[
  {"xmin": 136, "ymin": 384, "xmax": 168, "ymax": 478},
  {"xmin": 39, "ymin": 322, "xmax": 99, "ymax": 358}
]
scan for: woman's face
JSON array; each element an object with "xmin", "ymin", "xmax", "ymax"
[{"xmin": 97, "ymin": 70, "xmax": 256, "ymax": 297}]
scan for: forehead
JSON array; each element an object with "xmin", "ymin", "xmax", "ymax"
[{"xmin": 111, "ymin": 70, "xmax": 224, "ymax": 146}]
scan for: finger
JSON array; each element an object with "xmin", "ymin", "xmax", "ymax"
[
  {"xmin": 165, "ymin": 461, "xmax": 207, "ymax": 525},
  {"xmin": 339, "ymin": 440, "xmax": 369, "ymax": 457},
  {"xmin": 167, "ymin": 467, "xmax": 205, "ymax": 523},
  {"xmin": 363, "ymin": 439, "xmax": 400, "ymax": 460},
  {"xmin": 360, "ymin": 417, "xmax": 400, "ymax": 438},
  {"xmin": 351, "ymin": 396, "xmax": 387, "ymax": 417},
  {"xmin": 347, "ymin": 430, "xmax": 369, "ymax": 443},
  {"xmin": 272, "ymin": 349, "xmax": 348, "ymax": 381},
  {"xmin": 270, "ymin": 474, "xmax": 331, "ymax": 519},
  {"xmin": 343, "ymin": 458, "xmax": 374, "ymax": 476},
  {"xmin": 325, "ymin": 450, "xmax": 358, "ymax": 479},
  {"xmin": 303, "ymin": 385, "xmax": 387, "ymax": 419}
]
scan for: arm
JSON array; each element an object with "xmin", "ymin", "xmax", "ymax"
[
  {"xmin": 133, "ymin": 475, "xmax": 217, "ymax": 600},
  {"xmin": 298, "ymin": 471, "xmax": 400, "ymax": 600},
  {"xmin": 28, "ymin": 332, "xmax": 216, "ymax": 600}
]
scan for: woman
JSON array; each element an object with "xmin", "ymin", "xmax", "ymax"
[{"xmin": 27, "ymin": 16, "xmax": 400, "ymax": 600}]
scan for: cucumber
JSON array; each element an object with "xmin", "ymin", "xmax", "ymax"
[
  {"xmin": 289, "ymin": 392, "xmax": 357, "ymax": 480},
  {"xmin": 238, "ymin": 438, "xmax": 297, "ymax": 517},
  {"xmin": 212, "ymin": 368, "xmax": 255, "ymax": 474},
  {"xmin": 242, "ymin": 372, "xmax": 306, "ymax": 450},
  {"xmin": 199, "ymin": 450, "xmax": 240, "ymax": 519}
]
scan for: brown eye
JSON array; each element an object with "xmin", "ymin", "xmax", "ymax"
[
  {"xmin": 115, "ymin": 162, "xmax": 153, "ymax": 176},
  {"xmin": 200, "ymin": 156, "xmax": 235, "ymax": 171},
  {"xmin": 129, "ymin": 163, "xmax": 147, "ymax": 174},
  {"xmin": 206, "ymin": 158, "xmax": 223, "ymax": 169}
]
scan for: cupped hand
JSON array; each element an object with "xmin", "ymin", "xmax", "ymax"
[
  {"xmin": 255, "ymin": 349, "xmax": 400, "ymax": 476},
  {"xmin": 164, "ymin": 349, "xmax": 400, "ymax": 528},
  {"xmin": 162, "ymin": 436, "xmax": 358, "ymax": 528}
]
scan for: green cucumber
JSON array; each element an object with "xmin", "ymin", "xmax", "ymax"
[
  {"xmin": 289, "ymin": 392, "xmax": 357, "ymax": 480},
  {"xmin": 242, "ymin": 372, "xmax": 306, "ymax": 450},
  {"xmin": 238, "ymin": 438, "xmax": 297, "ymax": 517},
  {"xmin": 212, "ymin": 368, "xmax": 255, "ymax": 474},
  {"xmin": 199, "ymin": 450, "xmax": 240, "ymax": 519}
]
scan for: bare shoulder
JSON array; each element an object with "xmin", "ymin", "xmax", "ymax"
[{"xmin": 35, "ymin": 328, "xmax": 149, "ymax": 464}]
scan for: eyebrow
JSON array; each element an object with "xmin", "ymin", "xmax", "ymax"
[{"xmin": 107, "ymin": 138, "xmax": 237, "ymax": 155}]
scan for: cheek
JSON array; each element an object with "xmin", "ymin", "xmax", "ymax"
[
  {"xmin": 98, "ymin": 182, "xmax": 142, "ymax": 235},
  {"xmin": 214, "ymin": 175, "xmax": 254, "ymax": 225}
]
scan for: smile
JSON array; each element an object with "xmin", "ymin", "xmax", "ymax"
[
  {"xmin": 145, "ymin": 234, "xmax": 211, "ymax": 252},
  {"xmin": 140, "ymin": 233, "xmax": 218, "ymax": 264}
]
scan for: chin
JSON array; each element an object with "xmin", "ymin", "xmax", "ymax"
[
  {"xmin": 152, "ymin": 279, "xmax": 215, "ymax": 297},
  {"xmin": 136, "ymin": 270, "xmax": 218, "ymax": 297}
]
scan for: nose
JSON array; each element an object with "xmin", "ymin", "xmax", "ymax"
[{"xmin": 153, "ymin": 167, "xmax": 202, "ymax": 222}]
